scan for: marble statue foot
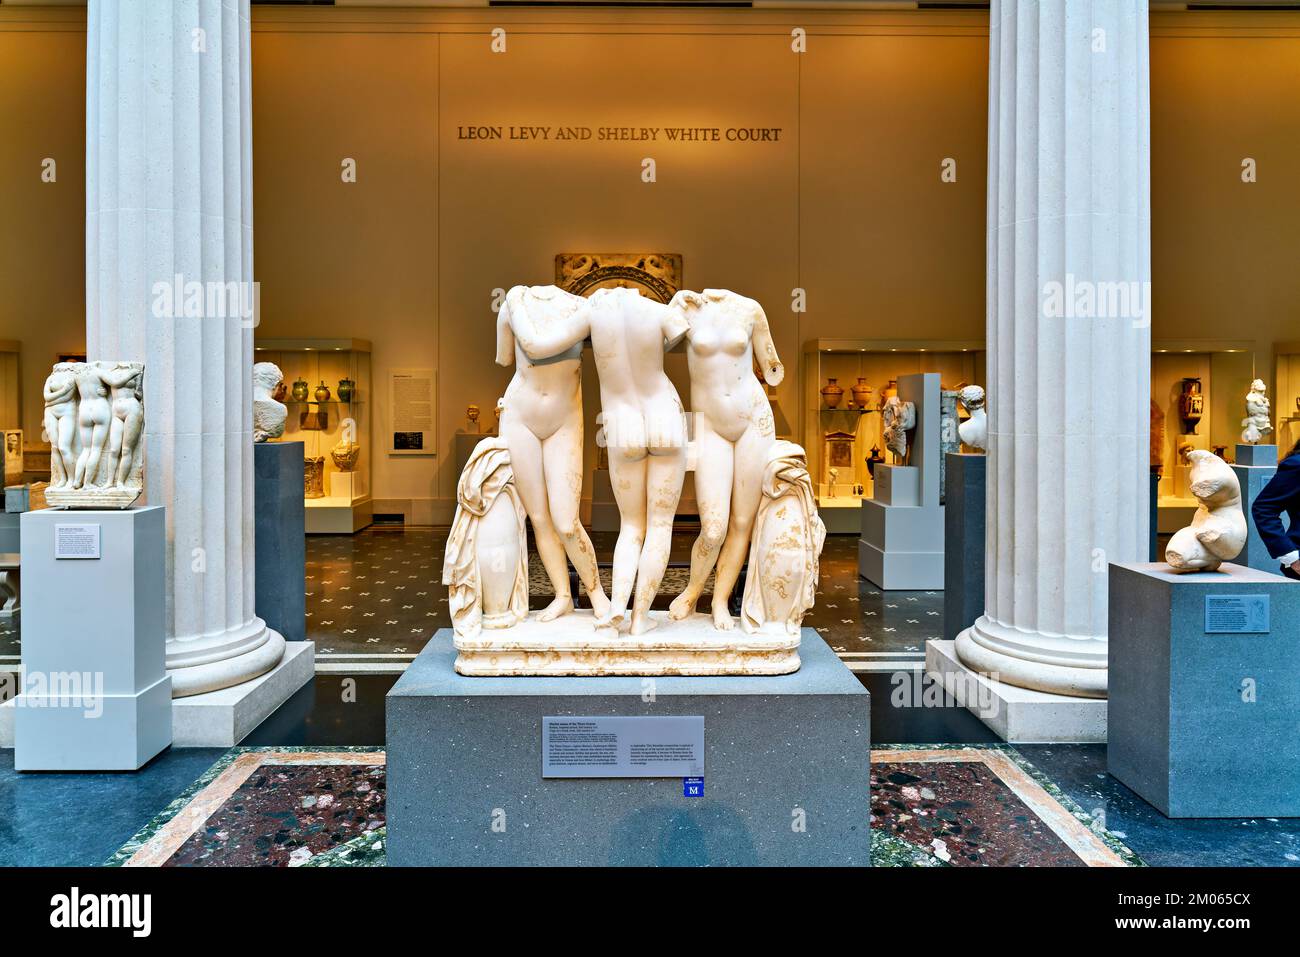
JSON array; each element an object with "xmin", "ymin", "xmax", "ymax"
[
  {"xmin": 593, "ymin": 621, "xmax": 621, "ymax": 640},
  {"xmin": 629, "ymin": 613, "xmax": 659, "ymax": 637},
  {"xmin": 668, "ymin": 592, "xmax": 698, "ymax": 620},
  {"xmin": 538, "ymin": 595, "xmax": 574, "ymax": 622},
  {"xmin": 711, "ymin": 604, "xmax": 735, "ymax": 631},
  {"xmin": 587, "ymin": 587, "xmax": 613, "ymax": 620}
]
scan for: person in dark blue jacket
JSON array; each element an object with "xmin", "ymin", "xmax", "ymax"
[{"xmin": 1251, "ymin": 439, "xmax": 1300, "ymax": 580}]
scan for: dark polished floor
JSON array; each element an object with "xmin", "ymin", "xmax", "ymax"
[{"xmin": 1, "ymin": 525, "xmax": 1297, "ymax": 867}]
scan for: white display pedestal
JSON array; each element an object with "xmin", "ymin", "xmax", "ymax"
[
  {"xmin": 2, "ymin": 506, "xmax": 172, "ymax": 769},
  {"xmin": 859, "ymin": 373, "xmax": 945, "ymax": 590}
]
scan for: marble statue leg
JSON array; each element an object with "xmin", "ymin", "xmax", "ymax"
[
  {"xmin": 606, "ymin": 449, "xmax": 647, "ymax": 624},
  {"xmin": 709, "ymin": 427, "xmax": 770, "ymax": 631},
  {"xmin": 669, "ymin": 425, "xmax": 733, "ymax": 620},
  {"xmin": 541, "ymin": 412, "xmax": 611, "ymax": 620},
  {"xmin": 629, "ymin": 450, "xmax": 686, "ymax": 635},
  {"xmin": 501, "ymin": 413, "xmax": 575, "ymax": 622},
  {"xmin": 86, "ymin": 0, "xmax": 286, "ymax": 695}
]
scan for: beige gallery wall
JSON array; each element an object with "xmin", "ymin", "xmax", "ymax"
[{"xmin": 1, "ymin": 6, "xmax": 1299, "ymax": 519}]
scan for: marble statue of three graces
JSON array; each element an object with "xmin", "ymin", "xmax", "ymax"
[{"xmin": 444, "ymin": 285, "xmax": 825, "ymax": 676}]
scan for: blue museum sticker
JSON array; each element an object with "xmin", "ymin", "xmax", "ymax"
[{"xmin": 683, "ymin": 777, "xmax": 704, "ymax": 798}]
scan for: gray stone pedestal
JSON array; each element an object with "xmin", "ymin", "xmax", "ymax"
[
  {"xmin": 1232, "ymin": 443, "xmax": 1280, "ymax": 574},
  {"xmin": 6, "ymin": 507, "xmax": 172, "ymax": 770},
  {"xmin": 1108, "ymin": 561, "xmax": 1300, "ymax": 817},
  {"xmin": 254, "ymin": 441, "xmax": 306, "ymax": 642},
  {"xmin": 944, "ymin": 452, "xmax": 985, "ymax": 640},
  {"xmin": 386, "ymin": 630, "xmax": 870, "ymax": 866}
]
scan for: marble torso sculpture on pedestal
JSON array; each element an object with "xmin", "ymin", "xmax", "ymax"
[
  {"xmin": 957, "ymin": 384, "xmax": 987, "ymax": 452},
  {"xmin": 252, "ymin": 362, "xmax": 287, "ymax": 443},
  {"xmin": 1165, "ymin": 450, "xmax": 1247, "ymax": 573},
  {"xmin": 1241, "ymin": 379, "xmax": 1273, "ymax": 446},
  {"xmin": 44, "ymin": 360, "xmax": 145, "ymax": 509},
  {"xmin": 451, "ymin": 286, "xmax": 824, "ymax": 676},
  {"xmin": 882, "ymin": 394, "xmax": 916, "ymax": 463}
]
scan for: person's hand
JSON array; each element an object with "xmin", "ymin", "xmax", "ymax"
[{"xmin": 1291, "ymin": 559, "xmax": 1300, "ymax": 576}]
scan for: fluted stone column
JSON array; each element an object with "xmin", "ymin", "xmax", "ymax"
[
  {"xmin": 85, "ymin": 0, "xmax": 284, "ymax": 696},
  {"xmin": 955, "ymin": 0, "xmax": 1151, "ymax": 698}
]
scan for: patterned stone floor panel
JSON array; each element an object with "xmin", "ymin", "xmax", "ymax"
[
  {"xmin": 109, "ymin": 747, "xmax": 385, "ymax": 868},
  {"xmin": 870, "ymin": 744, "xmax": 1141, "ymax": 867}
]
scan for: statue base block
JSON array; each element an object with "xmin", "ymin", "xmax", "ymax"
[
  {"xmin": 453, "ymin": 610, "xmax": 800, "ymax": 676},
  {"xmin": 387, "ymin": 627, "xmax": 869, "ymax": 865},
  {"xmin": 44, "ymin": 486, "xmax": 142, "ymax": 509}
]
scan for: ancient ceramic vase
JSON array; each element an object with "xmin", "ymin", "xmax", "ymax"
[
  {"xmin": 867, "ymin": 445, "xmax": 885, "ymax": 477},
  {"xmin": 291, "ymin": 378, "xmax": 309, "ymax": 402},
  {"xmin": 314, "ymin": 381, "xmax": 332, "ymax": 403},
  {"xmin": 821, "ymin": 378, "xmax": 844, "ymax": 409},
  {"xmin": 850, "ymin": 377, "xmax": 873, "ymax": 409},
  {"xmin": 337, "ymin": 378, "xmax": 355, "ymax": 402}
]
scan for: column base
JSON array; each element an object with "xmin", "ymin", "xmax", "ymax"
[
  {"xmin": 172, "ymin": 641, "xmax": 315, "ymax": 746},
  {"xmin": 167, "ymin": 621, "xmax": 287, "ymax": 697},
  {"xmin": 954, "ymin": 616, "xmax": 1108, "ymax": 699},
  {"xmin": 926, "ymin": 639, "xmax": 1107, "ymax": 743}
]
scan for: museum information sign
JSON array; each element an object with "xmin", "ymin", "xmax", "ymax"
[
  {"xmin": 54, "ymin": 524, "xmax": 101, "ymax": 560},
  {"xmin": 542, "ymin": 716, "xmax": 704, "ymax": 779},
  {"xmin": 388, "ymin": 368, "xmax": 435, "ymax": 455},
  {"xmin": 1204, "ymin": 595, "xmax": 1270, "ymax": 634}
]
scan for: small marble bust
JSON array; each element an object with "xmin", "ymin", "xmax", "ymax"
[
  {"xmin": 1240, "ymin": 378, "xmax": 1272, "ymax": 446},
  {"xmin": 957, "ymin": 384, "xmax": 987, "ymax": 452},
  {"xmin": 252, "ymin": 362, "xmax": 287, "ymax": 443}
]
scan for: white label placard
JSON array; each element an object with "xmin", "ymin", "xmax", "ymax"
[
  {"xmin": 54, "ymin": 523, "xmax": 101, "ymax": 560},
  {"xmin": 542, "ymin": 715, "xmax": 704, "ymax": 779}
]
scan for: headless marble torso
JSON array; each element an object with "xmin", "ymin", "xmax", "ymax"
[
  {"xmin": 668, "ymin": 289, "xmax": 783, "ymax": 630},
  {"xmin": 496, "ymin": 285, "xmax": 611, "ymax": 622},
  {"xmin": 586, "ymin": 287, "xmax": 689, "ymax": 633}
]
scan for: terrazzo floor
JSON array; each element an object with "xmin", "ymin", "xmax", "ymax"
[{"xmin": 102, "ymin": 744, "xmax": 1139, "ymax": 868}]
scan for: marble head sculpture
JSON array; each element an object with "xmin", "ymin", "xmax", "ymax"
[
  {"xmin": 44, "ymin": 360, "xmax": 145, "ymax": 509},
  {"xmin": 957, "ymin": 384, "xmax": 987, "ymax": 452},
  {"xmin": 449, "ymin": 285, "xmax": 824, "ymax": 677},
  {"xmin": 252, "ymin": 361, "xmax": 287, "ymax": 443},
  {"xmin": 1165, "ymin": 450, "xmax": 1247, "ymax": 573},
  {"xmin": 1241, "ymin": 378, "xmax": 1272, "ymax": 446}
]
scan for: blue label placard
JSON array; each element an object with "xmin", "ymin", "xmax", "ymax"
[
  {"xmin": 683, "ymin": 777, "xmax": 704, "ymax": 798},
  {"xmin": 1204, "ymin": 595, "xmax": 1270, "ymax": 634}
]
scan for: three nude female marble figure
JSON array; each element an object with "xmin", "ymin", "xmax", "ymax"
[{"xmin": 445, "ymin": 282, "xmax": 824, "ymax": 661}]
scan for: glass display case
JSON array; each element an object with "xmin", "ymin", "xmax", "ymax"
[
  {"xmin": 254, "ymin": 337, "xmax": 373, "ymax": 534},
  {"xmin": 1151, "ymin": 339, "xmax": 1256, "ymax": 532},
  {"xmin": 1274, "ymin": 341, "xmax": 1300, "ymax": 454},
  {"xmin": 802, "ymin": 338, "xmax": 985, "ymax": 531}
]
